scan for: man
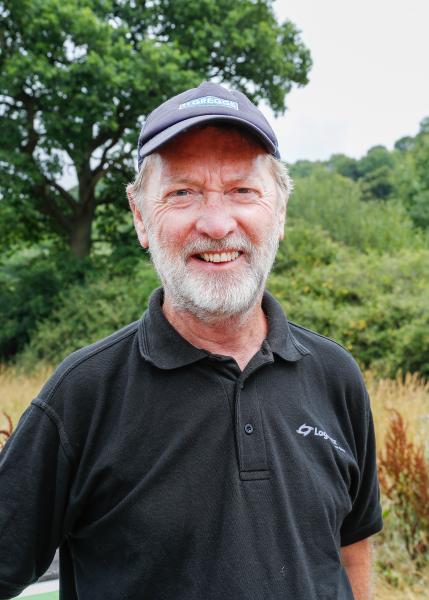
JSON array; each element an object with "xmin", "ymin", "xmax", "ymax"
[{"xmin": 0, "ymin": 82, "xmax": 382, "ymax": 599}]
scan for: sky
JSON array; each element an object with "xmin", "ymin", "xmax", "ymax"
[
  {"xmin": 60, "ymin": 0, "xmax": 429, "ymax": 187},
  {"xmin": 266, "ymin": 0, "xmax": 429, "ymax": 163}
]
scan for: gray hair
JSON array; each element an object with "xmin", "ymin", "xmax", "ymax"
[{"xmin": 127, "ymin": 152, "xmax": 293, "ymax": 215}]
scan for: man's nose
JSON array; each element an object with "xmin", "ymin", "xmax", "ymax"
[{"xmin": 195, "ymin": 193, "xmax": 237, "ymax": 239}]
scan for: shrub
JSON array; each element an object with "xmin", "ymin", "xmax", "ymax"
[
  {"xmin": 270, "ymin": 226, "xmax": 429, "ymax": 377},
  {"xmin": 0, "ymin": 250, "xmax": 88, "ymax": 360},
  {"xmin": 18, "ymin": 261, "xmax": 159, "ymax": 368},
  {"xmin": 288, "ymin": 169, "xmax": 422, "ymax": 253}
]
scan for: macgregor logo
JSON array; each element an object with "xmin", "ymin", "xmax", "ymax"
[
  {"xmin": 296, "ymin": 423, "xmax": 346, "ymax": 453},
  {"xmin": 179, "ymin": 96, "xmax": 239, "ymax": 110}
]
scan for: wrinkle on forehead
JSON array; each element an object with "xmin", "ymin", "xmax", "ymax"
[
  {"xmin": 159, "ymin": 157, "xmax": 268, "ymax": 187},
  {"xmin": 157, "ymin": 129, "xmax": 269, "ymax": 188},
  {"xmin": 159, "ymin": 125, "xmax": 267, "ymax": 163}
]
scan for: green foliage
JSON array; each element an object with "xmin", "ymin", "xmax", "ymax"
[
  {"xmin": 269, "ymin": 220, "xmax": 429, "ymax": 378},
  {"xmin": 326, "ymin": 154, "xmax": 360, "ymax": 181},
  {"xmin": 360, "ymin": 165, "xmax": 395, "ymax": 201},
  {"xmin": 18, "ymin": 260, "xmax": 159, "ymax": 368},
  {"xmin": 0, "ymin": 249, "xmax": 87, "ymax": 360},
  {"xmin": 322, "ymin": 120, "xmax": 429, "ymax": 222},
  {"xmin": 394, "ymin": 119, "xmax": 429, "ymax": 229},
  {"xmin": 325, "ymin": 145, "xmax": 397, "ymax": 201},
  {"xmin": 288, "ymin": 169, "xmax": 421, "ymax": 253},
  {"xmin": 8, "ymin": 198, "xmax": 429, "ymax": 378},
  {"xmin": 357, "ymin": 144, "xmax": 394, "ymax": 177},
  {"xmin": 0, "ymin": 0, "xmax": 311, "ymax": 258}
]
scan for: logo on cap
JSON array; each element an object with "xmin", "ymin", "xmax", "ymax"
[{"xmin": 179, "ymin": 96, "xmax": 239, "ymax": 110}]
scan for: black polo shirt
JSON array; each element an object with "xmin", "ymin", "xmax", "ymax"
[{"xmin": 0, "ymin": 288, "xmax": 382, "ymax": 600}]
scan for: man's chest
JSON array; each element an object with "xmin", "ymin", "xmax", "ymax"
[{"xmin": 70, "ymin": 362, "xmax": 357, "ymax": 541}]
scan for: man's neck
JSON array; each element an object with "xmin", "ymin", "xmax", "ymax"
[{"xmin": 162, "ymin": 295, "xmax": 268, "ymax": 371}]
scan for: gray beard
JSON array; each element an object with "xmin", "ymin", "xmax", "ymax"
[{"xmin": 147, "ymin": 230, "xmax": 280, "ymax": 322}]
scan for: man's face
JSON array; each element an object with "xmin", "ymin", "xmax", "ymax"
[{"xmin": 132, "ymin": 126, "xmax": 285, "ymax": 320}]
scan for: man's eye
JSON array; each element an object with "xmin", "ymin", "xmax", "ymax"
[
  {"xmin": 236, "ymin": 188, "xmax": 252, "ymax": 194},
  {"xmin": 172, "ymin": 189, "xmax": 190, "ymax": 197}
]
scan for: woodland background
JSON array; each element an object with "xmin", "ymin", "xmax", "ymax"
[{"xmin": 1, "ymin": 1, "xmax": 428, "ymax": 597}]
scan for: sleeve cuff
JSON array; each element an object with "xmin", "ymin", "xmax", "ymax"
[{"xmin": 340, "ymin": 515, "xmax": 383, "ymax": 547}]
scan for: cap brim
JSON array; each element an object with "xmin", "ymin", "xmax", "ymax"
[{"xmin": 138, "ymin": 114, "xmax": 280, "ymax": 165}]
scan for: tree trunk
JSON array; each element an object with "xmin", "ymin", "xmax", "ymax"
[{"xmin": 69, "ymin": 208, "xmax": 94, "ymax": 259}]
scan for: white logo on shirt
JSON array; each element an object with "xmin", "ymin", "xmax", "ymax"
[{"xmin": 296, "ymin": 423, "xmax": 346, "ymax": 453}]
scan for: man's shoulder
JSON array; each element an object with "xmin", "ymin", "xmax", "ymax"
[
  {"xmin": 289, "ymin": 321, "xmax": 353, "ymax": 358},
  {"xmin": 288, "ymin": 321, "xmax": 365, "ymax": 387},
  {"xmin": 38, "ymin": 319, "xmax": 141, "ymax": 403}
]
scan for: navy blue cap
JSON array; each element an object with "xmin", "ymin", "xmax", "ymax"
[{"xmin": 137, "ymin": 81, "xmax": 280, "ymax": 169}]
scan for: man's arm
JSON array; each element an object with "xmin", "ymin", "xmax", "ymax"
[
  {"xmin": 0, "ymin": 404, "xmax": 71, "ymax": 598},
  {"xmin": 341, "ymin": 537, "xmax": 373, "ymax": 600}
]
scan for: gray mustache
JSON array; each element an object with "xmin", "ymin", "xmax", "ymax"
[{"xmin": 180, "ymin": 236, "xmax": 252, "ymax": 256}]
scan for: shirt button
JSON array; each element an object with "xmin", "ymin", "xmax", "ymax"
[{"xmin": 244, "ymin": 423, "xmax": 254, "ymax": 435}]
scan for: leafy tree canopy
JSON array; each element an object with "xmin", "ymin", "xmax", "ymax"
[
  {"xmin": 0, "ymin": 0, "xmax": 311, "ymax": 257},
  {"xmin": 394, "ymin": 118, "xmax": 429, "ymax": 228},
  {"xmin": 298, "ymin": 121, "xmax": 429, "ymax": 210}
]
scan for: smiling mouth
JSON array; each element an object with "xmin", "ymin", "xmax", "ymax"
[{"xmin": 196, "ymin": 251, "xmax": 241, "ymax": 263}]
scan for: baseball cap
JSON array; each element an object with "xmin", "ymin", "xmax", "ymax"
[{"xmin": 137, "ymin": 81, "xmax": 280, "ymax": 170}]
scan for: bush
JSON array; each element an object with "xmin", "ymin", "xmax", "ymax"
[
  {"xmin": 18, "ymin": 261, "xmax": 159, "ymax": 368},
  {"xmin": 269, "ymin": 223, "xmax": 429, "ymax": 377},
  {"xmin": 0, "ymin": 250, "xmax": 88, "ymax": 360},
  {"xmin": 288, "ymin": 169, "xmax": 422, "ymax": 253}
]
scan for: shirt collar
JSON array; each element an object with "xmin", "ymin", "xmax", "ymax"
[
  {"xmin": 262, "ymin": 291, "xmax": 311, "ymax": 362},
  {"xmin": 138, "ymin": 287, "xmax": 310, "ymax": 369}
]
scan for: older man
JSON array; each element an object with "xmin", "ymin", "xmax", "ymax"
[{"xmin": 0, "ymin": 82, "xmax": 382, "ymax": 599}]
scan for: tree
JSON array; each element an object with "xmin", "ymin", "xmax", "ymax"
[
  {"xmin": 394, "ymin": 117, "xmax": 429, "ymax": 229},
  {"xmin": 394, "ymin": 136, "xmax": 415, "ymax": 153},
  {"xmin": 360, "ymin": 166, "xmax": 395, "ymax": 201},
  {"xmin": 0, "ymin": 0, "xmax": 311, "ymax": 258},
  {"xmin": 327, "ymin": 153, "xmax": 360, "ymax": 181},
  {"xmin": 357, "ymin": 145, "xmax": 394, "ymax": 177}
]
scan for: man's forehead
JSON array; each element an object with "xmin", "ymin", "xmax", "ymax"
[
  {"xmin": 158, "ymin": 152, "xmax": 268, "ymax": 182},
  {"xmin": 160, "ymin": 125, "xmax": 267, "ymax": 158},
  {"xmin": 160, "ymin": 167, "xmax": 262, "ymax": 184}
]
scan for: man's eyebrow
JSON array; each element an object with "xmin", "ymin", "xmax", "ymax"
[
  {"xmin": 226, "ymin": 174, "xmax": 260, "ymax": 183},
  {"xmin": 162, "ymin": 174, "xmax": 259, "ymax": 185},
  {"xmin": 162, "ymin": 176, "xmax": 198, "ymax": 186}
]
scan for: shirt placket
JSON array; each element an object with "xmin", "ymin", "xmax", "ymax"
[{"xmin": 235, "ymin": 347, "xmax": 273, "ymax": 481}]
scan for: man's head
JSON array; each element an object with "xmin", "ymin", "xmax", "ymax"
[{"xmin": 127, "ymin": 83, "xmax": 292, "ymax": 321}]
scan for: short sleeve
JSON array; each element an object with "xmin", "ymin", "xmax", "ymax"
[
  {"xmin": 340, "ymin": 394, "xmax": 383, "ymax": 546},
  {"xmin": 0, "ymin": 403, "xmax": 73, "ymax": 598}
]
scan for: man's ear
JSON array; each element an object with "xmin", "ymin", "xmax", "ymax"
[{"xmin": 127, "ymin": 186, "xmax": 149, "ymax": 248}]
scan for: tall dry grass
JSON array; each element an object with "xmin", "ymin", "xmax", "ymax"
[
  {"xmin": 368, "ymin": 371, "xmax": 429, "ymax": 449},
  {"xmin": 367, "ymin": 371, "xmax": 429, "ymax": 599},
  {"xmin": 0, "ymin": 364, "xmax": 53, "ymax": 428},
  {"xmin": 1, "ymin": 365, "xmax": 429, "ymax": 598}
]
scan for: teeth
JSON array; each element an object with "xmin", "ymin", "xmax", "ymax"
[{"xmin": 200, "ymin": 251, "xmax": 240, "ymax": 263}]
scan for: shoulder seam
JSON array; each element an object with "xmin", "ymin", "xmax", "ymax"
[
  {"xmin": 31, "ymin": 400, "xmax": 75, "ymax": 464},
  {"xmin": 45, "ymin": 321, "xmax": 139, "ymax": 403},
  {"xmin": 288, "ymin": 320, "xmax": 355, "ymax": 358}
]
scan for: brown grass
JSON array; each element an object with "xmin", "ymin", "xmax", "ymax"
[
  {"xmin": 367, "ymin": 371, "xmax": 429, "ymax": 449},
  {"xmin": 1, "ymin": 365, "xmax": 429, "ymax": 598},
  {"xmin": 0, "ymin": 364, "xmax": 53, "ymax": 429},
  {"xmin": 367, "ymin": 371, "xmax": 429, "ymax": 599},
  {"xmin": 375, "ymin": 574, "xmax": 429, "ymax": 600}
]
